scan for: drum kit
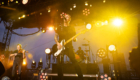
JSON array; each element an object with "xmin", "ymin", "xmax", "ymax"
[{"xmin": 75, "ymin": 44, "xmax": 90, "ymax": 63}]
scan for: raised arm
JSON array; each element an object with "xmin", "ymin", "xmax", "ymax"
[
  {"xmin": 54, "ymin": 33, "xmax": 62, "ymax": 50},
  {"xmin": 22, "ymin": 50, "xmax": 26, "ymax": 59},
  {"xmin": 54, "ymin": 33, "xmax": 59, "ymax": 44},
  {"xmin": 10, "ymin": 53, "xmax": 17, "ymax": 57}
]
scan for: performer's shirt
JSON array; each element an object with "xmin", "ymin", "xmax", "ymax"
[
  {"xmin": 55, "ymin": 26, "xmax": 76, "ymax": 47},
  {"xmin": 12, "ymin": 50, "xmax": 23, "ymax": 61},
  {"xmin": 76, "ymin": 50, "xmax": 84, "ymax": 56},
  {"xmin": 76, "ymin": 50, "xmax": 85, "ymax": 59}
]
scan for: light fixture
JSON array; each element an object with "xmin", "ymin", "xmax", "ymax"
[
  {"xmin": 90, "ymin": 4, "xmax": 92, "ymax": 7},
  {"xmin": 104, "ymin": 20, "xmax": 108, "ymax": 25},
  {"xmin": 112, "ymin": 18, "xmax": 123, "ymax": 27},
  {"xmin": 22, "ymin": 0, "xmax": 28, "ymax": 5},
  {"xmin": 48, "ymin": 8, "xmax": 51, "ymax": 13},
  {"xmin": 38, "ymin": 60, "xmax": 43, "ymax": 69},
  {"xmin": 10, "ymin": 0, "xmax": 14, "ymax": 2},
  {"xmin": 42, "ymin": 29, "xmax": 46, "ymax": 33},
  {"xmin": 85, "ymin": 1, "xmax": 88, "ymax": 6},
  {"xmin": 23, "ymin": 59, "xmax": 26, "ymax": 65},
  {"xmin": 86, "ymin": 23, "xmax": 92, "ymax": 29},
  {"xmin": 73, "ymin": 4, "xmax": 76, "ymax": 8},
  {"xmin": 48, "ymin": 27, "xmax": 54, "ymax": 31},
  {"xmin": 70, "ymin": 8, "xmax": 72, "ymax": 10},
  {"xmin": 16, "ymin": 1, "xmax": 18, "ymax": 3},
  {"xmin": 45, "ymin": 48, "xmax": 51, "ymax": 54},
  {"xmin": 97, "ymin": 48, "xmax": 106, "ymax": 58},
  {"xmin": 31, "ymin": 60, "xmax": 36, "ymax": 69},
  {"xmin": 103, "ymin": 0, "xmax": 106, "ymax": 3},
  {"xmin": 83, "ymin": 8, "xmax": 90, "ymax": 16},
  {"xmin": 108, "ymin": 45, "xmax": 116, "ymax": 51},
  {"xmin": 2, "ymin": 2, "xmax": 4, "ymax": 4},
  {"xmin": 22, "ymin": 15, "xmax": 26, "ymax": 18}
]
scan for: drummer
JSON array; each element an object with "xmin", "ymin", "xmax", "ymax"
[{"xmin": 76, "ymin": 47, "xmax": 85, "ymax": 62}]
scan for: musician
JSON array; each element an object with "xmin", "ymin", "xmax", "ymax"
[
  {"xmin": 76, "ymin": 47, "xmax": 85, "ymax": 61},
  {"xmin": 54, "ymin": 13, "xmax": 83, "ymax": 80},
  {"xmin": 10, "ymin": 44, "xmax": 25, "ymax": 80}
]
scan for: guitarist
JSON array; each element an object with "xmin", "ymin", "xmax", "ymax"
[
  {"xmin": 54, "ymin": 13, "xmax": 83, "ymax": 80},
  {"xmin": 10, "ymin": 44, "xmax": 26, "ymax": 80}
]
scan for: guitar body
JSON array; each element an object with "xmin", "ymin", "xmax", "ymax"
[
  {"xmin": 53, "ymin": 29, "xmax": 89, "ymax": 57},
  {"xmin": 54, "ymin": 40, "xmax": 65, "ymax": 56}
]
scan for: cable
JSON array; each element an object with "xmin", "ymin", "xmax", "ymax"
[{"xmin": 10, "ymin": 28, "xmax": 40, "ymax": 36}]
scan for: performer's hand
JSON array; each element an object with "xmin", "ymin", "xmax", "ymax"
[
  {"xmin": 22, "ymin": 50, "xmax": 25, "ymax": 53},
  {"xmin": 57, "ymin": 43, "xmax": 62, "ymax": 50},
  {"xmin": 14, "ymin": 53, "xmax": 17, "ymax": 56}
]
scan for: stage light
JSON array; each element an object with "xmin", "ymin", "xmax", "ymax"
[
  {"xmin": 22, "ymin": 0, "xmax": 28, "ymax": 5},
  {"xmin": 101, "ymin": 22, "xmax": 104, "ymax": 26},
  {"xmin": 22, "ymin": 15, "xmax": 25, "ymax": 18},
  {"xmin": 45, "ymin": 48, "xmax": 51, "ymax": 54},
  {"xmin": 42, "ymin": 29, "xmax": 46, "ymax": 33},
  {"xmin": 103, "ymin": 0, "xmax": 106, "ymax": 3},
  {"xmin": 73, "ymin": 4, "xmax": 76, "ymax": 8},
  {"xmin": 90, "ymin": 4, "xmax": 92, "ymax": 7},
  {"xmin": 2, "ymin": 2, "xmax": 4, "ymax": 4},
  {"xmin": 23, "ymin": 59, "xmax": 26, "ymax": 65},
  {"xmin": 86, "ymin": 23, "xmax": 91, "ymax": 29},
  {"xmin": 18, "ymin": 17, "xmax": 21, "ymax": 19},
  {"xmin": 97, "ymin": 48, "xmax": 106, "ymax": 58},
  {"xmin": 38, "ymin": 60, "xmax": 43, "ymax": 69},
  {"xmin": 104, "ymin": 20, "xmax": 108, "ymax": 25},
  {"xmin": 31, "ymin": 60, "xmax": 36, "ymax": 69},
  {"xmin": 70, "ymin": 8, "xmax": 72, "ymax": 10},
  {"xmin": 10, "ymin": 0, "xmax": 14, "ymax": 2},
  {"xmin": 113, "ymin": 18, "xmax": 123, "ymax": 27},
  {"xmin": 48, "ymin": 8, "xmax": 51, "ymax": 13},
  {"xmin": 48, "ymin": 27, "xmax": 54, "ymax": 31},
  {"xmin": 108, "ymin": 45, "xmax": 116, "ymax": 51},
  {"xmin": 85, "ymin": 1, "xmax": 88, "ymax": 6},
  {"xmin": 16, "ymin": 1, "xmax": 18, "ymax": 3}
]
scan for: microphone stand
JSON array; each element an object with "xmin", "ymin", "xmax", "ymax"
[{"xmin": 84, "ymin": 39, "xmax": 91, "ymax": 63}]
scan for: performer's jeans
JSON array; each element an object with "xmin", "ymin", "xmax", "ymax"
[
  {"xmin": 57, "ymin": 45, "xmax": 83, "ymax": 80},
  {"xmin": 12, "ymin": 58, "xmax": 22, "ymax": 77}
]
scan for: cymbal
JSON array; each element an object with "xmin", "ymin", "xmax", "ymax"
[
  {"xmin": 85, "ymin": 50, "xmax": 89, "ymax": 52},
  {"xmin": 82, "ymin": 44, "xmax": 89, "ymax": 46}
]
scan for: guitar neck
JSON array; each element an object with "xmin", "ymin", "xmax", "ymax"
[{"xmin": 64, "ymin": 29, "xmax": 88, "ymax": 45}]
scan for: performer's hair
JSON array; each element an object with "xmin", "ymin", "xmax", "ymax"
[
  {"xmin": 17, "ymin": 44, "xmax": 22, "ymax": 48},
  {"xmin": 66, "ymin": 14, "xmax": 71, "ymax": 24}
]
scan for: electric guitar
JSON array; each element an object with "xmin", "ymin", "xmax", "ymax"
[{"xmin": 54, "ymin": 29, "xmax": 89, "ymax": 56}]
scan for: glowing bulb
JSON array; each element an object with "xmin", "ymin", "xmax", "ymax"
[
  {"xmin": 73, "ymin": 4, "xmax": 76, "ymax": 8},
  {"xmin": 23, "ymin": 59, "xmax": 26, "ymax": 65},
  {"xmin": 22, "ymin": 0, "xmax": 28, "ymax": 5},
  {"xmin": 109, "ymin": 45, "xmax": 116, "ymax": 51},
  {"xmin": 45, "ymin": 48, "xmax": 51, "ymax": 54},
  {"xmin": 48, "ymin": 27, "xmax": 54, "ymax": 31},
  {"xmin": 16, "ymin": 1, "xmax": 18, "ymax": 3},
  {"xmin": 22, "ymin": 15, "xmax": 25, "ymax": 18},
  {"xmin": 70, "ymin": 8, "xmax": 72, "ymax": 10},
  {"xmin": 85, "ymin": 2, "xmax": 88, "ymax": 6},
  {"xmin": 32, "ymin": 60, "xmax": 35, "ymax": 63},
  {"xmin": 86, "ymin": 24, "xmax": 91, "ymax": 29},
  {"xmin": 113, "ymin": 18, "xmax": 123, "ymax": 27}
]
